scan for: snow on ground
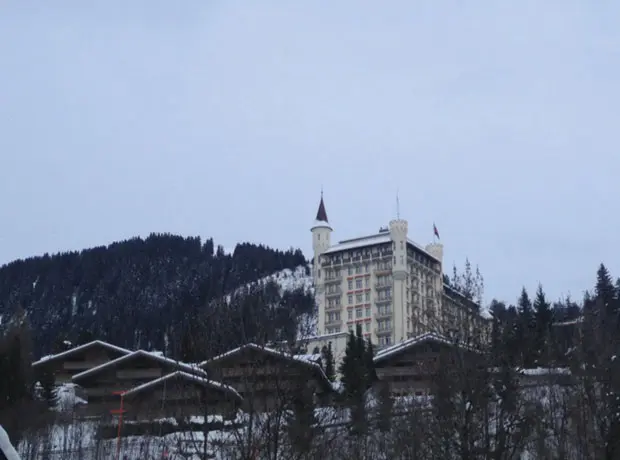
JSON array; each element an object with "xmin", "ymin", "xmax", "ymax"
[{"xmin": 223, "ymin": 265, "xmax": 314, "ymax": 305}]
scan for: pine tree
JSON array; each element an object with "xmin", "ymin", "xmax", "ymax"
[
  {"xmin": 339, "ymin": 328, "xmax": 368, "ymax": 435},
  {"xmin": 321, "ymin": 343, "xmax": 336, "ymax": 382},
  {"xmin": 376, "ymin": 381, "xmax": 392, "ymax": 433},
  {"xmin": 517, "ymin": 288, "xmax": 535, "ymax": 368},
  {"xmin": 533, "ymin": 284, "xmax": 552, "ymax": 365},
  {"xmin": 364, "ymin": 340, "xmax": 378, "ymax": 386},
  {"xmin": 286, "ymin": 383, "xmax": 317, "ymax": 454}
]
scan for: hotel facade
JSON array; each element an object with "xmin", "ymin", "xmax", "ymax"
[{"xmin": 310, "ymin": 194, "xmax": 488, "ymax": 348}]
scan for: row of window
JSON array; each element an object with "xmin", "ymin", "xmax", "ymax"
[
  {"xmin": 324, "ymin": 260, "xmax": 394, "ymax": 280},
  {"xmin": 348, "ymin": 292, "xmax": 371, "ymax": 304},
  {"xmin": 377, "ymin": 319, "xmax": 392, "ymax": 331},
  {"xmin": 326, "ymin": 312, "xmax": 341, "ymax": 323},
  {"xmin": 348, "ymin": 277, "xmax": 370, "ymax": 290},
  {"xmin": 347, "ymin": 321, "xmax": 371, "ymax": 334}
]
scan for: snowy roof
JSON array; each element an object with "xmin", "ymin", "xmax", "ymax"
[
  {"xmin": 294, "ymin": 353, "xmax": 322, "ymax": 363},
  {"xmin": 552, "ymin": 317, "xmax": 584, "ymax": 326},
  {"xmin": 32, "ymin": 340, "xmax": 132, "ymax": 367},
  {"xmin": 374, "ymin": 332, "xmax": 477, "ymax": 364},
  {"xmin": 71, "ymin": 350, "xmax": 207, "ymax": 382},
  {"xmin": 323, "ymin": 232, "xmax": 439, "ymax": 262},
  {"xmin": 311, "ymin": 219, "xmax": 332, "ymax": 230},
  {"xmin": 122, "ymin": 371, "xmax": 243, "ymax": 402},
  {"xmin": 299, "ymin": 330, "xmax": 350, "ymax": 343},
  {"xmin": 200, "ymin": 343, "xmax": 332, "ymax": 390}
]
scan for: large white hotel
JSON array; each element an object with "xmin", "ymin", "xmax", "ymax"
[{"xmin": 310, "ymin": 194, "xmax": 488, "ymax": 348}]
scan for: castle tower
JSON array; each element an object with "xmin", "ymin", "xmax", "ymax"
[
  {"xmin": 425, "ymin": 242, "xmax": 444, "ymax": 323},
  {"xmin": 311, "ymin": 193, "xmax": 332, "ymax": 334},
  {"xmin": 389, "ymin": 219, "xmax": 408, "ymax": 343}
]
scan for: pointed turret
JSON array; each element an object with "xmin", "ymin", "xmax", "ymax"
[
  {"xmin": 311, "ymin": 192, "xmax": 332, "ymax": 231},
  {"xmin": 315, "ymin": 195, "xmax": 329, "ymax": 223}
]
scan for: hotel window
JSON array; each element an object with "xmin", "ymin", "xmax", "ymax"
[
  {"xmin": 348, "ymin": 280, "xmax": 353, "ymax": 290},
  {"xmin": 365, "ymin": 277, "xmax": 370, "ymax": 287},
  {"xmin": 365, "ymin": 306, "xmax": 371, "ymax": 317},
  {"xmin": 348, "ymin": 310, "xmax": 353, "ymax": 320},
  {"xmin": 348, "ymin": 267, "xmax": 353, "ymax": 276},
  {"xmin": 348, "ymin": 295, "xmax": 353, "ymax": 305},
  {"xmin": 365, "ymin": 292, "xmax": 370, "ymax": 302},
  {"xmin": 364, "ymin": 263, "xmax": 370, "ymax": 273},
  {"xmin": 355, "ymin": 265, "xmax": 362, "ymax": 274},
  {"xmin": 356, "ymin": 279, "xmax": 362, "ymax": 289},
  {"xmin": 400, "ymin": 241, "xmax": 404, "ymax": 250},
  {"xmin": 356, "ymin": 294, "xmax": 363, "ymax": 303},
  {"xmin": 356, "ymin": 308, "xmax": 362, "ymax": 318},
  {"xmin": 365, "ymin": 322, "xmax": 370, "ymax": 332}
]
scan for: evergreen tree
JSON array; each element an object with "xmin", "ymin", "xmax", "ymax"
[
  {"xmin": 517, "ymin": 288, "xmax": 535, "ymax": 367},
  {"xmin": 365, "ymin": 340, "xmax": 378, "ymax": 385},
  {"xmin": 286, "ymin": 383, "xmax": 317, "ymax": 454},
  {"xmin": 339, "ymin": 329, "xmax": 368, "ymax": 435},
  {"xmin": 533, "ymin": 284, "xmax": 552, "ymax": 365},
  {"xmin": 376, "ymin": 381, "xmax": 393, "ymax": 433},
  {"xmin": 321, "ymin": 343, "xmax": 336, "ymax": 382}
]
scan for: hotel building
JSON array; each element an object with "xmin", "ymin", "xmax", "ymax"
[{"xmin": 311, "ymin": 194, "xmax": 488, "ymax": 348}]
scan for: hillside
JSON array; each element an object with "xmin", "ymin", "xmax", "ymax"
[{"xmin": 0, "ymin": 234, "xmax": 312, "ymax": 359}]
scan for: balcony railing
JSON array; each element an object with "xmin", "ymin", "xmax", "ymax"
[
  {"xmin": 375, "ymin": 308, "xmax": 392, "ymax": 319},
  {"xmin": 324, "ymin": 303, "xmax": 341, "ymax": 311},
  {"xmin": 325, "ymin": 288, "xmax": 342, "ymax": 298},
  {"xmin": 375, "ymin": 282, "xmax": 391, "ymax": 290},
  {"xmin": 324, "ymin": 275, "xmax": 342, "ymax": 283},
  {"xmin": 375, "ymin": 327, "xmax": 393, "ymax": 336},
  {"xmin": 376, "ymin": 297, "xmax": 392, "ymax": 305},
  {"xmin": 324, "ymin": 317, "xmax": 343, "ymax": 327}
]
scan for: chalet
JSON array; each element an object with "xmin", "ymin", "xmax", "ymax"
[
  {"xmin": 373, "ymin": 332, "xmax": 482, "ymax": 397},
  {"xmin": 200, "ymin": 343, "xmax": 334, "ymax": 412},
  {"xmin": 121, "ymin": 371, "xmax": 243, "ymax": 420},
  {"xmin": 71, "ymin": 350, "xmax": 206, "ymax": 416},
  {"xmin": 31, "ymin": 340, "xmax": 132, "ymax": 385}
]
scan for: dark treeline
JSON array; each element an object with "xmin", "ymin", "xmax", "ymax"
[{"xmin": 0, "ymin": 233, "xmax": 310, "ymax": 358}]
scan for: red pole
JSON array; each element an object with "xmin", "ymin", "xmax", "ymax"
[{"xmin": 110, "ymin": 391, "xmax": 126, "ymax": 460}]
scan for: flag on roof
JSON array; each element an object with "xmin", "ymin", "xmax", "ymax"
[{"xmin": 433, "ymin": 223, "xmax": 440, "ymax": 239}]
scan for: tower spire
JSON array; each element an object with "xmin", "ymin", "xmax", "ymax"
[{"xmin": 315, "ymin": 190, "xmax": 328, "ymax": 223}]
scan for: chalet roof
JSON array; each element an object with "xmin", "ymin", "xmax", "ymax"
[
  {"xmin": 122, "ymin": 371, "xmax": 243, "ymax": 403},
  {"xmin": 200, "ymin": 343, "xmax": 333, "ymax": 391},
  {"xmin": 32, "ymin": 340, "xmax": 132, "ymax": 367},
  {"xmin": 374, "ymin": 332, "xmax": 474, "ymax": 364},
  {"xmin": 71, "ymin": 350, "xmax": 206, "ymax": 383}
]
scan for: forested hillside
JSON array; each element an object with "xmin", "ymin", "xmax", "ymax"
[{"xmin": 0, "ymin": 234, "xmax": 312, "ymax": 358}]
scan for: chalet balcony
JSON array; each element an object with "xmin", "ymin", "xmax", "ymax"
[
  {"xmin": 324, "ymin": 303, "xmax": 342, "ymax": 312},
  {"xmin": 375, "ymin": 282, "xmax": 392, "ymax": 290},
  {"xmin": 375, "ymin": 268, "xmax": 392, "ymax": 276},
  {"xmin": 376, "ymin": 297, "xmax": 392, "ymax": 305}
]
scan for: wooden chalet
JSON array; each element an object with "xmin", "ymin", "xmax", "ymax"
[
  {"xmin": 200, "ymin": 343, "xmax": 334, "ymax": 411},
  {"xmin": 31, "ymin": 340, "xmax": 132, "ymax": 385},
  {"xmin": 71, "ymin": 350, "xmax": 207, "ymax": 416},
  {"xmin": 121, "ymin": 371, "xmax": 243, "ymax": 420},
  {"xmin": 373, "ymin": 332, "xmax": 482, "ymax": 397}
]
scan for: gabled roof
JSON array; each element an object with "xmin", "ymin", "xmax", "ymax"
[
  {"xmin": 71, "ymin": 350, "xmax": 206, "ymax": 383},
  {"xmin": 374, "ymin": 332, "xmax": 474, "ymax": 364},
  {"xmin": 200, "ymin": 343, "xmax": 332, "ymax": 390},
  {"xmin": 32, "ymin": 340, "xmax": 132, "ymax": 367},
  {"xmin": 122, "ymin": 371, "xmax": 243, "ymax": 403}
]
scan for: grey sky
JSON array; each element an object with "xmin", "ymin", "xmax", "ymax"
[{"xmin": 1, "ymin": 1, "xmax": 618, "ymax": 305}]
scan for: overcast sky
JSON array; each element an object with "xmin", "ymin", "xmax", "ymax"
[{"xmin": 1, "ymin": 1, "xmax": 618, "ymax": 305}]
